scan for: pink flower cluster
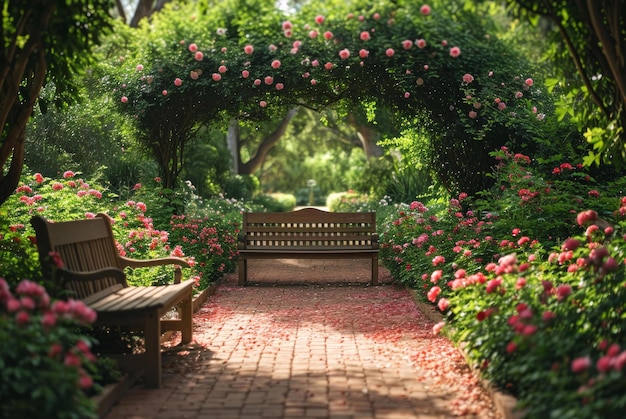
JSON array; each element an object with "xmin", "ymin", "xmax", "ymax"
[
  {"xmin": 0, "ymin": 278, "xmax": 97, "ymax": 388},
  {"xmin": 572, "ymin": 342, "xmax": 626, "ymax": 375}
]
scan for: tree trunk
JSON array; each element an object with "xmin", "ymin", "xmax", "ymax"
[
  {"xmin": 238, "ymin": 107, "xmax": 299, "ymax": 175},
  {"xmin": 0, "ymin": 4, "xmax": 54, "ymax": 206},
  {"xmin": 346, "ymin": 114, "xmax": 384, "ymax": 159},
  {"xmin": 227, "ymin": 119, "xmax": 239, "ymax": 174}
]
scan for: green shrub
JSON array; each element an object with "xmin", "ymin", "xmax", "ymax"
[
  {"xmin": 223, "ymin": 174, "xmax": 259, "ymax": 200},
  {"xmin": 251, "ymin": 193, "xmax": 296, "ymax": 212}
]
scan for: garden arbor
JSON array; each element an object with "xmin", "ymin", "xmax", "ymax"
[{"xmin": 107, "ymin": 1, "xmax": 549, "ymax": 195}]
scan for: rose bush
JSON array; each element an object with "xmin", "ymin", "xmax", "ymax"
[
  {"xmin": 0, "ymin": 278, "xmax": 99, "ymax": 418},
  {"xmin": 0, "ymin": 170, "xmax": 243, "ymax": 292},
  {"xmin": 380, "ymin": 147, "xmax": 626, "ymax": 417}
]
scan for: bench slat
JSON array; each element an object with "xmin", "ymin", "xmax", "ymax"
[{"xmin": 87, "ymin": 281, "xmax": 193, "ymax": 312}]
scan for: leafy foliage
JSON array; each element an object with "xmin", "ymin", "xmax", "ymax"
[{"xmin": 506, "ymin": 0, "xmax": 626, "ymax": 167}]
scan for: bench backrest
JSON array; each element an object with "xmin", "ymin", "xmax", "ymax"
[
  {"xmin": 31, "ymin": 213, "xmax": 126, "ymax": 299},
  {"xmin": 240, "ymin": 208, "xmax": 377, "ymax": 250}
]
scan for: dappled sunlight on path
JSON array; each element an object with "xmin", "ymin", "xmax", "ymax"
[{"xmin": 105, "ymin": 260, "xmax": 500, "ymax": 418}]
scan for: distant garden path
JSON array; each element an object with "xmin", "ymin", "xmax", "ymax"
[{"xmin": 104, "ymin": 259, "xmax": 503, "ymax": 418}]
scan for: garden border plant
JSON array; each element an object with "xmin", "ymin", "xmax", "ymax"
[{"xmin": 376, "ymin": 147, "xmax": 626, "ymax": 418}]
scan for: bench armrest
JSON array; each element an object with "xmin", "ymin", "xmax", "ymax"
[
  {"xmin": 118, "ymin": 256, "xmax": 191, "ymax": 284},
  {"xmin": 237, "ymin": 232, "xmax": 246, "ymax": 249}
]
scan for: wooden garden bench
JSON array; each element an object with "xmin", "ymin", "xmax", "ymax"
[
  {"xmin": 30, "ymin": 213, "xmax": 195, "ymax": 388},
  {"xmin": 237, "ymin": 208, "xmax": 379, "ymax": 286}
]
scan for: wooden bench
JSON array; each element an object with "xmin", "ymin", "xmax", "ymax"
[
  {"xmin": 30, "ymin": 213, "xmax": 195, "ymax": 388},
  {"xmin": 237, "ymin": 208, "xmax": 379, "ymax": 286}
]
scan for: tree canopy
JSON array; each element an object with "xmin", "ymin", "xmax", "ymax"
[
  {"xmin": 0, "ymin": 0, "xmax": 112, "ymax": 206},
  {"xmin": 507, "ymin": 0, "xmax": 625, "ymax": 166}
]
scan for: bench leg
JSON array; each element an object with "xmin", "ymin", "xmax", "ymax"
[
  {"xmin": 238, "ymin": 257, "xmax": 247, "ymax": 286},
  {"xmin": 371, "ymin": 257, "xmax": 379, "ymax": 286},
  {"xmin": 143, "ymin": 311, "xmax": 162, "ymax": 388},
  {"xmin": 180, "ymin": 292, "xmax": 193, "ymax": 344}
]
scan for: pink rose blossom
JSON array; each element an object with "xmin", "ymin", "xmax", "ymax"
[
  {"xmin": 506, "ymin": 341, "xmax": 516, "ymax": 354},
  {"xmin": 16, "ymin": 311, "xmax": 30, "ymax": 325},
  {"xmin": 242, "ymin": 70, "xmax": 250, "ymax": 78},
  {"xmin": 402, "ymin": 40, "xmax": 413, "ymax": 50},
  {"xmin": 437, "ymin": 298, "xmax": 450, "ymax": 311},
  {"xmin": 359, "ymin": 49, "xmax": 369, "ymax": 58},
  {"xmin": 309, "ymin": 30, "xmax": 318, "ymax": 38},
  {"xmin": 416, "ymin": 39, "xmax": 426, "ymax": 48},
  {"xmin": 386, "ymin": 48, "xmax": 395, "ymax": 57},
  {"xmin": 323, "ymin": 31, "xmax": 333, "ymax": 40},
  {"xmin": 420, "ymin": 4, "xmax": 431, "ymax": 15},
  {"xmin": 449, "ymin": 46, "xmax": 461, "ymax": 57},
  {"xmin": 244, "ymin": 45, "xmax": 254, "ymax": 54},
  {"xmin": 556, "ymin": 284, "xmax": 572, "ymax": 301},
  {"xmin": 264, "ymin": 76, "xmax": 273, "ymax": 85},
  {"xmin": 194, "ymin": 51, "xmax": 204, "ymax": 61},
  {"xmin": 259, "ymin": 101, "xmax": 267, "ymax": 108},
  {"xmin": 188, "ymin": 43, "xmax": 198, "ymax": 52},
  {"xmin": 174, "ymin": 78, "xmax": 182, "ymax": 86},
  {"xmin": 218, "ymin": 65, "xmax": 227, "ymax": 73},
  {"xmin": 339, "ymin": 49, "xmax": 350, "ymax": 59},
  {"xmin": 275, "ymin": 83, "xmax": 284, "ymax": 90},
  {"xmin": 463, "ymin": 73, "xmax": 474, "ymax": 83},
  {"xmin": 212, "ymin": 73, "xmax": 221, "ymax": 81},
  {"xmin": 571, "ymin": 356, "xmax": 591, "ymax": 373},
  {"xmin": 121, "ymin": 96, "xmax": 128, "ymax": 103},
  {"xmin": 315, "ymin": 15, "xmax": 325, "ymax": 24},
  {"xmin": 271, "ymin": 60, "xmax": 281, "ymax": 69},
  {"xmin": 427, "ymin": 286, "xmax": 441, "ymax": 302},
  {"xmin": 596, "ymin": 356, "xmax": 613, "ymax": 373},
  {"xmin": 360, "ymin": 31, "xmax": 371, "ymax": 41}
]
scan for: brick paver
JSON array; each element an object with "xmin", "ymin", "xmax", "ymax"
[{"xmin": 104, "ymin": 259, "xmax": 500, "ymax": 419}]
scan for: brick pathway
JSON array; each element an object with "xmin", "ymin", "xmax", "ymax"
[{"xmin": 104, "ymin": 259, "xmax": 501, "ymax": 419}]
